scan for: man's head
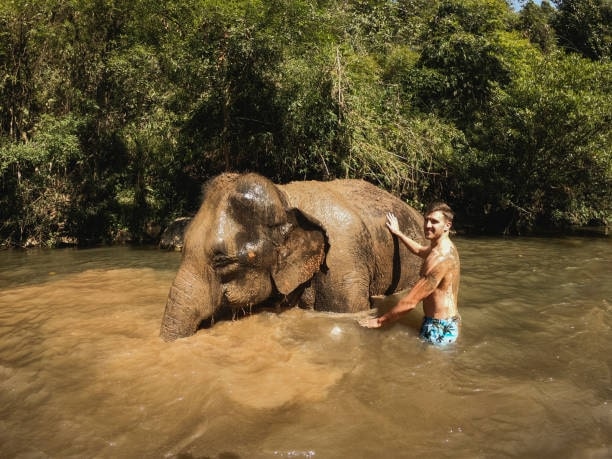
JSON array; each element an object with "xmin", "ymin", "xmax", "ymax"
[
  {"xmin": 425, "ymin": 202, "xmax": 454, "ymax": 223},
  {"xmin": 424, "ymin": 201, "xmax": 454, "ymax": 240}
]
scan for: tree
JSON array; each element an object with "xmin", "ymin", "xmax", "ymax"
[
  {"xmin": 0, "ymin": 115, "xmax": 84, "ymax": 246},
  {"xmin": 517, "ymin": 0, "xmax": 557, "ymax": 52},
  {"xmin": 416, "ymin": 0, "xmax": 513, "ymax": 126},
  {"xmin": 460, "ymin": 37, "xmax": 611, "ymax": 232},
  {"xmin": 0, "ymin": 0, "xmax": 610, "ymax": 244},
  {"xmin": 553, "ymin": 0, "xmax": 612, "ymax": 60}
]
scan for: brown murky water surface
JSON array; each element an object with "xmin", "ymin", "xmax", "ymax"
[{"xmin": 1, "ymin": 238, "xmax": 611, "ymax": 458}]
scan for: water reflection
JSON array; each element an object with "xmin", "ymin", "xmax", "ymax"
[{"xmin": 0, "ymin": 239, "xmax": 610, "ymax": 458}]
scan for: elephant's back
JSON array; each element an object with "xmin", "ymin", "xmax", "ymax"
[
  {"xmin": 280, "ymin": 179, "xmax": 385, "ymax": 228},
  {"xmin": 280, "ymin": 178, "xmax": 423, "ymax": 240},
  {"xmin": 279, "ymin": 179, "xmax": 375, "ymax": 244},
  {"xmin": 325, "ymin": 180, "xmax": 426, "ymax": 294},
  {"xmin": 327, "ymin": 179, "xmax": 422, "ymax": 234},
  {"xmin": 279, "ymin": 179, "xmax": 424, "ymax": 296}
]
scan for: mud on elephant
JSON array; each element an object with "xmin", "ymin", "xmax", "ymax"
[{"xmin": 160, "ymin": 173, "xmax": 425, "ymax": 341}]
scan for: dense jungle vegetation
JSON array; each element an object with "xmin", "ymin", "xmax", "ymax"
[{"xmin": 1, "ymin": 0, "xmax": 610, "ymax": 247}]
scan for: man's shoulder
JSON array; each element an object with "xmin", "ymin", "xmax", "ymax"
[
  {"xmin": 425, "ymin": 242, "xmax": 458, "ymax": 268},
  {"xmin": 437, "ymin": 238, "xmax": 458, "ymax": 256},
  {"xmin": 429, "ymin": 239, "xmax": 452, "ymax": 256},
  {"xmin": 423, "ymin": 250, "xmax": 451, "ymax": 272}
]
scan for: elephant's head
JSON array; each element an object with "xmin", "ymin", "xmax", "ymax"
[{"xmin": 160, "ymin": 173, "xmax": 326, "ymax": 341}]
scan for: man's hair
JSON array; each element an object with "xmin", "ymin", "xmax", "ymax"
[{"xmin": 425, "ymin": 201, "xmax": 454, "ymax": 223}]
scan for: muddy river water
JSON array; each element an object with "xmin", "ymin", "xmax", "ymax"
[{"xmin": 0, "ymin": 237, "xmax": 610, "ymax": 458}]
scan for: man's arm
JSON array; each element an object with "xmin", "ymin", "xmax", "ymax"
[
  {"xmin": 377, "ymin": 273, "xmax": 437, "ymax": 325},
  {"xmin": 386, "ymin": 213, "xmax": 429, "ymax": 258},
  {"xmin": 359, "ymin": 257, "xmax": 449, "ymax": 328}
]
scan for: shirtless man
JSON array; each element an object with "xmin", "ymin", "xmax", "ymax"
[{"xmin": 359, "ymin": 202, "xmax": 461, "ymax": 345}]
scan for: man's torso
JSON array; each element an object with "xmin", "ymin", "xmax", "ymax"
[{"xmin": 421, "ymin": 239, "xmax": 460, "ymax": 319}]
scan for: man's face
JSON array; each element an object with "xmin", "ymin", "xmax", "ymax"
[{"xmin": 424, "ymin": 210, "xmax": 451, "ymax": 240}]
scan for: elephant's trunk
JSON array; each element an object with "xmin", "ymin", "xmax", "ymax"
[{"xmin": 160, "ymin": 266, "xmax": 220, "ymax": 342}]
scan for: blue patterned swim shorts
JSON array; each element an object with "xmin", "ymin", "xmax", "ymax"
[{"xmin": 419, "ymin": 316, "xmax": 460, "ymax": 345}]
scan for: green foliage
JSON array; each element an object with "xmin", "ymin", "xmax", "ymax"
[
  {"xmin": 456, "ymin": 40, "xmax": 611, "ymax": 232},
  {"xmin": 553, "ymin": 0, "xmax": 612, "ymax": 60},
  {"xmin": 516, "ymin": 0, "xmax": 557, "ymax": 52},
  {"xmin": 417, "ymin": 0, "xmax": 513, "ymax": 125},
  {"xmin": 0, "ymin": 115, "xmax": 84, "ymax": 246},
  {"xmin": 0, "ymin": 0, "xmax": 610, "ymax": 245},
  {"xmin": 333, "ymin": 44, "xmax": 466, "ymax": 204}
]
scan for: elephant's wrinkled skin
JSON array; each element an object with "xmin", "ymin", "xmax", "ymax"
[{"xmin": 160, "ymin": 173, "xmax": 425, "ymax": 341}]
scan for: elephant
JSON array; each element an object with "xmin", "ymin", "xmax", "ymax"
[
  {"xmin": 160, "ymin": 172, "xmax": 425, "ymax": 341},
  {"xmin": 159, "ymin": 217, "xmax": 192, "ymax": 251}
]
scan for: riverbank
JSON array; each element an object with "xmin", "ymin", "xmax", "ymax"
[{"xmin": 2, "ymin": 221, "xmax": 608, "ymax": 251}]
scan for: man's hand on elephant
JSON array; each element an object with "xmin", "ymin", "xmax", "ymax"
[
  {"xmin": 386, "ymin": 212, "xmax": 400, "ymax": 235},
  {"xmin": 358, "ymin": 316, "xmax": 382, "ymax": 328}
]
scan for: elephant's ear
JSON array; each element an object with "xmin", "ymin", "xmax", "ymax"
[{"xmin": 272, "ymin": 209, "xmax": 326, "ymax": 295}]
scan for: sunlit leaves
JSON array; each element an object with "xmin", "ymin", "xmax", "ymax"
[
  {"xmin": 417, "ymin": 0, "xmax": 512, "ymax": 123},
  {"xmin": 465, "ymin": 48, "xmax": 611, "ymax": 230}
]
